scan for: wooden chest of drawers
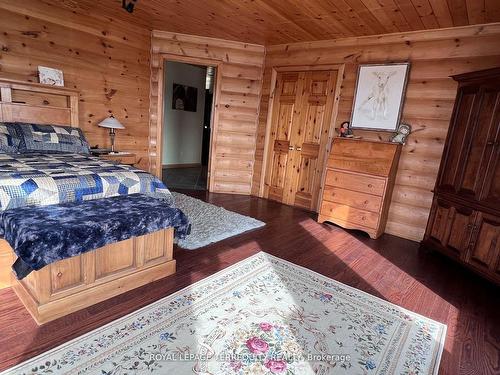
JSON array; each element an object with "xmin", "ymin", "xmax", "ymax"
[{"xmin": 318, "ymin": 138, "xmax": 401, "ymax": 239}]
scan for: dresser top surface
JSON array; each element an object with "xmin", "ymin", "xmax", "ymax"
[{"xmin": 332, "ymin": 137, "xmax": 401, "ymax": 147}]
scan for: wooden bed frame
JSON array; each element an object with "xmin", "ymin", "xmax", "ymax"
[{"xmin": 0, "ymin": 78, "xmax": 176, "ymax": 324}]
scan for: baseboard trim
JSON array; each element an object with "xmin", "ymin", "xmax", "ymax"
[{"xmin": 163, "ymin": 163, "xmax": 201, "ymax": 169}]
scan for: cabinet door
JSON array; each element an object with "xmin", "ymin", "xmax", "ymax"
[
  {"xmin": 479, "ymin": 87, "xmax": 500, "ymax": 210},
  {"xmin": 466, "ymin": 213, "xmax": 500, "ymax": 277},
  {"xmin": 426, "ymin": 199, "xmax": 475, "ymax": 259},
  {"xmin": 457, "ymin": 86, "xmax": 500, "ymax": 200},
  {"xmin": 437, "ymin": 85, "xmax": 481, "ymax": 193},
  {"xmin": 481, "ymin": 144, "xmax": 500, "ymax": 210}
]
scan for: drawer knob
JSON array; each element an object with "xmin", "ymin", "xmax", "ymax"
[
  {"xmin": 364, "ymin": 200, "xmax": 368, "ymax": 204},
  {"xmin": 57, "ymin": 271, "xmax": 63, "ymax": 278},
  {"xmin": 367, "ymin": 184, "xmax": 373, "ymax": 188}
]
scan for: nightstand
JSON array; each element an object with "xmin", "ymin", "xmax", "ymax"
[{"xmin": 99, "ymin": 152, "xmax": 137, "ymax": 166}]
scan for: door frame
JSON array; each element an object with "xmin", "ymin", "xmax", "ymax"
[
  {"xmin": 154, "ymin": 54, "xmax": 223, "ymax": 191},
  {"xmin": 259, "ymin": 64, "xmax": 345, "ymax": 212}
]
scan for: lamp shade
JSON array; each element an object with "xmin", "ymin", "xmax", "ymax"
[{"xmin": 98, "ymin": 116, "xmax": 125, "ymax": 129}]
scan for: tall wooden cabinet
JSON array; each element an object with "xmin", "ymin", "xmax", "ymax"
[{"xmin": 422, "ymin": 68, "xmax": 500, "ymax": 284}]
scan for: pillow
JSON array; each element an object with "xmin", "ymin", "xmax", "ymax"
[
  {"xmin": 16, "ymin": 123, "xmax": 90, "ymax": 154},
  {"xmin": 0, "ymin": 122, "xmax": 23, "ymax": 153}
]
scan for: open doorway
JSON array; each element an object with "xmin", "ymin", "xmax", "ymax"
[{"xmin": 161, "ymin": 61, "xmax": 216, "ymax": 190}]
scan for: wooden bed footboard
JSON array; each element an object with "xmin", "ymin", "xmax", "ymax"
[{"xmin": 0, "ymin": 227, "xmax": 175, "ymax": 325}]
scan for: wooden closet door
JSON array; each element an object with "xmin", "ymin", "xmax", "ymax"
[
  {"xmin": 290, "ymin": 70, "xmax": 338, "ymax": 210},
  {"xmin": 265, "ymin": 70, "xmax": 338, "ymax": 211},
  {"xmin": 266, "ymin": 72, "xmax": 305, "ymax": 204}
]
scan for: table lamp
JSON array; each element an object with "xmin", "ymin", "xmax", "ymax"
[{"xmin": 98, "ymin": 115, "xmax": 125, "ymax": 153}]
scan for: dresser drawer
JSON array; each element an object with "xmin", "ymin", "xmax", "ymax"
[
  {"xmin": 328, "ymin": 139, "xmax": 399, "ymax": 176},
  {"xmin": 324, "ymin": 169, "xmax": 386, "ymax": 196},
  {"xmin": 320, "ymin": 201, "xmax": 379, "ymax": 229},
  {"xmin": 322, "ymin": 186, "xmax": 382, "ymax": 213}
]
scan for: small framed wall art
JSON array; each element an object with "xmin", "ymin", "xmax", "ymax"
[
  {"xmin": 350, "ymin": 63, "xmax": 410, "ymax": 132},
  {"xmin": 38, "ymin": 66, "xmax": 64, "ymax": 87},
  {"xmin": 172, "ymin": 83, "xmax": 198, "ymax": 112}
]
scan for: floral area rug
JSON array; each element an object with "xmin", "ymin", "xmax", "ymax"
[{"xmin": 2, "ymin": 252, "xmax": 446, "ymax": 375}]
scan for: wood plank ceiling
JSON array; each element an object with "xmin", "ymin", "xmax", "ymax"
[{"xmin": 48, "ymin": 0, "xmax": 500, "ymax": 44}]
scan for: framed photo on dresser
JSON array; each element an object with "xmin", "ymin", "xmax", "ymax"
[{"xmin": 350, "ymin": 62, "xmax": 410, "ymax": 131}]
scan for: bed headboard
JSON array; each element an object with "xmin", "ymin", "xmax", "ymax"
[{"xmin": 0, "ymin": 78, "xmax": 79, "ymax": 127}]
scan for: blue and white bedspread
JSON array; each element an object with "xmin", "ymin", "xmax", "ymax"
[
  {"xmin": 1, "ymin": 194, "xmax": 191, "ymax": 279},
  {"xmin": 0, "ymin": 153, "xmax": 174, "ymax": 211}
]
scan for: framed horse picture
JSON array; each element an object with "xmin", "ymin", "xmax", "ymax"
[{"xmin": 350, "ymin": 63, "xmax": 410, "ymax": 131}]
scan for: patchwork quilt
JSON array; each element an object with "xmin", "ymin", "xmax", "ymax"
[{"xmin": 0, "ymin": 153, "xmax": 174, "ymax": 211}]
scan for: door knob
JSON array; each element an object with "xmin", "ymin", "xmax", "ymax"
[{"xmin": 288, "ymin": 145, "xmax": 294, "ymax": 151}]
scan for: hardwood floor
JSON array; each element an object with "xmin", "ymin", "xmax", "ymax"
[
  {"xmin": 162, "ymin": 166, "xmax": 208, "ymax": 190},
  {"xmin": 0, "ymin": 190, "xmax": 499, "ymax": 374}
]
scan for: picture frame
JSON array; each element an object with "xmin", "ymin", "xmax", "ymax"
[
  {"xmin": 38, "ymin": 66, "xmax": 64, "ymax": 87},
  {"xmin": 350, "ymin": 63, "xmax": 410, "ymax": 132},
  {"xmin": 172, "ymin": 83, "xmax": 198, "ymax": 112}
]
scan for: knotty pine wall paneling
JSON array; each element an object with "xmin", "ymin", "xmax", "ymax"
[
  {"xmin": 253, "ymin": 23, "xmax": 500, "ymax": 241},
  {"xmin": 0, "ymin": 0, "xmax": 152, "ymax": 169},
  {"xmin": 150, "ymin": 31, "xmax": 265, "ymax": 194}
]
